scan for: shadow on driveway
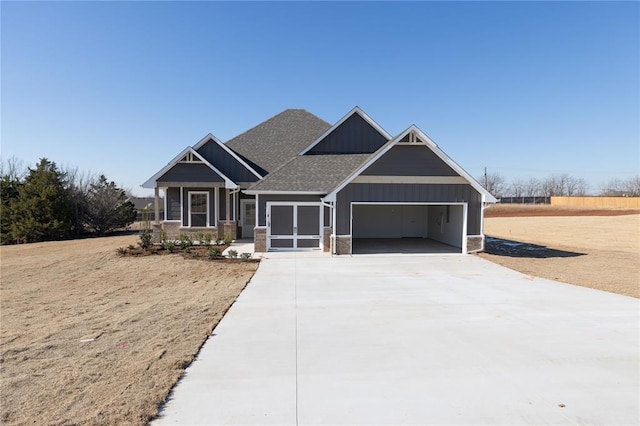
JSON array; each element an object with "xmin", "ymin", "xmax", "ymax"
[{"xmin": 485, "ymin": 236, "xmax": 585, "ymax": 258}]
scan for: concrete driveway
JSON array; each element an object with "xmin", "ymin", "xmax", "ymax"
[{"xmin": 154, "ymin": 253, "xmax": 639, "ymax": 425}]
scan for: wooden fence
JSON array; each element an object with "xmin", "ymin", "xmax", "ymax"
[{"xmin": 551, "ymin": 196, "xmax": 640, "ymax": 209}]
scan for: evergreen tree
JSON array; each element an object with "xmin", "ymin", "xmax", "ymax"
[
  {"xmin": 84, "ymin": 175, "xmax": 136, "ymax": 235},
  {"xmin": 10, "ymin": 159, "xmax": 74, "ymax": 242},
  {"xmin": 0, "ymin": 175, "xmax": 21, "ymax": 244}
]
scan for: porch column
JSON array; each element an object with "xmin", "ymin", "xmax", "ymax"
[
  {"xmin": 154, "ymin": 187, "xmax": 160, "ymax": 224},
  {"xmin": 225, "ymin": 189, "xmax": 231, "ymax": 225}
]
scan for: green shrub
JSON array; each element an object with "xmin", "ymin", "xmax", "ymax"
[
  {"xmin": 208, "ymin": 246, "xmax": 222, "ymax": 258},
  {"xmin": 179, "ymin": 234, "xmax": 192, "ymax": 249},
  {"xmin": 164, "ymin": 241, "xmax": 175, "ymax": 253},
  {"xmin": 223, "ymin": 232, "xmax": 233, "ymax": 246},
  {"xmin": 227, "ymin": 249, "xmax": 238, "ymax": 258},
  {"xmin": 139, "ymin": 229, "xmax": 153, "ymax": 250},
  {"xmin": 240, "ymin": 252, "xmax": 252, "ymax": 260},
  {"xmin": 115, "ymin": 247, "xmax": 127, "ymax": 256},
  {"xmin": 203, "ymin": 232, "xmax": 213, "ymax": 247}
]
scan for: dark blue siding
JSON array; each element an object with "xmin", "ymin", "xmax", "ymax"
[
  {"xmin": 257, "ymin": 194, "xmax": 324, "ymax": 226},
  {"xmin": 336, "ymin": 183, "xmax": 482, "ymax": 235},
  {"xmin": 362, "ymin": 145, "xmax": 458, "ymax": 176},
  {"xmin": 158, "ymin": 163, "xmax": 224, "ymax": 184},
  {"xmin": 197, "ymin": 140, "xmax": 260, "ymax": 182},
  {"xmin": 307, "ymin": 113, "xmax": 388, "ymax": 155}
]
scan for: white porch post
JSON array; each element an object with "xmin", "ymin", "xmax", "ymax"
[
  {"xmin": 225, "ymin": 189, "xmax": 231, "ymax": 225},
  {"xmin": 154, "ymin": 187, "xmax": 160, "ymax": 224}
]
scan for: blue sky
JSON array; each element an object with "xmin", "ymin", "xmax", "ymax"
[{"xmin": 2, "ymin": 1, "xmax": 638, "ymax": 196}]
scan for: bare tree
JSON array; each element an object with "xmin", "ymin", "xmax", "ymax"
[
  {"xmin": 478, "ymin": 170, "xmax": 507, "ymax": 197},
  {"xmin": 601, "ymin": 176, "xmax": 640, "ymax": 196},
  {"xmin": 565, "ymin": 175, "xmax": 587, "ymax": 196},
  {"xmin": 0, "ymin": 156, "xmax": 26, "ymax": 181}
]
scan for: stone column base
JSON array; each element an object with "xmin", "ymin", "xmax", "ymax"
[
  {"xmin": 334, "ymin": 235, "xmax": 351, "ymax": 255},
  {"xmin": 322, "ymin": 227, "xmax": 331, "ymax": 252},
  {"xmin": 218, "ymin": 221, "xmax": 237, "ymax": 240},
  {"xmin": 254, "ymin": 227, "xmax": 267, "ymax": 252},
  {"xmin": 467, "ymin": 235, "xmax": 484, "ymax": 253}
]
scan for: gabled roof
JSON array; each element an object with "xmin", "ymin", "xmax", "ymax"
[
  {"xmin": 142, "ymin": 146, "xmax": 238, "ymax": 189},
  {"xmin": 323, "ymin": 125, "xmax": 498, "ymax": 203},
  {"xmin": 225, "ymin": 109, "xmax": 331, "ymax": 173},
  {"xmin": 243, "ymin": 154, "xmax": 372, "ymax": 194},
  {"xmin": 299, "ymin": 107, "xmax": 392, "ymax": 155},
  {"xmin": 193, "ymin": 133, "xmax": 264, "ymax": 180}
]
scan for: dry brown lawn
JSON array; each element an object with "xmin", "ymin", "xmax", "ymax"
[
  {"xmin": 0, "ymin": 235, "xmax": 258, "ymax": 425},
  {"xmin": 480, "ymin": 205, "xmax": 639, "ymax": 298}
]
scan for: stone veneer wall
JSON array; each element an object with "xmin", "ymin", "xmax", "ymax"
[
  {"xmin": 334, "ymin": 236, "xmax": 351, "ymax": 255},
  {"xmin": 254, "ymin": 227, "xmax": 267, "ymax": 252},
  {"xmin": 322, "ymin": 227, "xmax": 331, "ymax": 252},
  {"xmin": 218, "ymin": 221, "xmax": 237, "ymax": 240},
  {"xmin": 467, "ymin": 235, "xmax": 484, "ymax": 253},
  {"xmin": 157, "ymin": 221, "xmax": 225, "ymax": 241}
]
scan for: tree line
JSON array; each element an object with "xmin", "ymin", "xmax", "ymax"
[
  {"xmin": 1, "ymin": 157, "xmax": 136, "ymax": 245},
  {"xmin": 479, "ymin": 172, "xmax": 640, "ymax": 199}
]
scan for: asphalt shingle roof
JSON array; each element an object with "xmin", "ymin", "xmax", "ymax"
[
  {"xmin": 247, "ymin": 154, "xmax": 372, "ymax": 193},
  {"xmin": 225, "ymin": 109, "xmax": 331, "ymax": 174}
]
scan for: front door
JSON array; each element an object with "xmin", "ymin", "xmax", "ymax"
[
  {"xmin": 240, "ymin": 200, "xmax": 256, "ymax": 239},
  {"xmin": 267, "ymin": 203, "xmax": 322, "ymax": 250}
]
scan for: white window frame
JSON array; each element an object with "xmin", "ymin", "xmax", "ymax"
[{"xmin": 188, "ymin": 191, "xmax": 210, "ymax": 228}]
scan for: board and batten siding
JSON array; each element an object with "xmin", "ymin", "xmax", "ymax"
[
  {"xmin": 336, "ymin": 183, "xmax": 482, "ymax": 235},
  {"xmin": 307, "ymin": 113, "xmax": 388, "ymax": 155},
  {"xmin": 257, "ymin": 194, "xmax": 329, "ymax": 227},
  {"xmin": 361, "ymin": 145, "xmax": 458, "ymax": 176},
  {"xmin": 196, "ymin": 140, "xmax": 261, "ymax": 183},
  {"xmin": 157, "ymin": 163, "xmax": 224, "ymax": 185}
]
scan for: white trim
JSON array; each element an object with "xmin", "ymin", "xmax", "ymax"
[
  {"xmin": 349, "ymin": 202, "xmax": 468, "ymax": 254},
  {"xmin": 299, "ymin": 106, "xmax": 392, "ymax": 155},
  {"xmin": 352, "ymin": 176, "xmax": 469, "ymax": 184},
  {"xmin": 266, "ymin": 202, "xmax": 323, "ymax": 251},
  {"xmin": 162, "ymin": 188, "xmax": 167, "ymax": 221},
  {"xmin": 243, "ymin": 190, "xmax": 326, "ymax": 195},
  {"xmin": 215, "ymin": 187, "xmax": 220, "ymax": 225},
  {"xmin": 192, "ymin": 133, "xmax": 264, "ymax": 179},
  {"xmin": 323, "ymin": 124, "xmax": 497, "ymax": 203},
  {"xmin": 142, "ymin": 146, "xmax": 239, "ymax": 190},
  {"xmin": 255, "ymin": 194, "xmax": 260, "ymax": 229},
  {"xmin": 180, "ymin": 186, "xmax": 184, "ymax": 225},
  {"xmin": 188, "ymin": 191, "xmax": 210, "ymax": 228},
  {"xmin": 240, "ymin": 199, "xmax": 256, "ymax": 239}
]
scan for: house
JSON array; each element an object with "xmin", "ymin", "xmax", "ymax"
[{"xmin": 142, "ymin": 107, "xmax": 497, "ymax": 254}]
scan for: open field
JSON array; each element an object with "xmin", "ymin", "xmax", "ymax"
[
  {"xmin": 485, "ymin": 203, "xmax": 640, "ymax": 217},
  {"xmin": 0, "ymin": 236, "xmax": 258, "ymax": 425},
  {"xmin": 480, "ymin": 206, "xmax": 639, "ymax": 298}
]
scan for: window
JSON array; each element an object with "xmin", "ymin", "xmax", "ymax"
[{"xmin": 189, "ymin": 191, "xmax": 209, "ymax": 227}]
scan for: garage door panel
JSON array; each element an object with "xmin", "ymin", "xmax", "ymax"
[{"xmin": 353, "ymin": 205, "xmax": 401, "ymax": 238}]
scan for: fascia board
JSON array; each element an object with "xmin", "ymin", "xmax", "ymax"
[
  {"xmin": 189, "ymin": 149, "xmax": 238, "ymax": 189},
  {"xmin": 242, "ymin": 190, "xmax": 325, "ymax": 195},
  {"xmin": 324, "ymin": 124, "xmax": 498, "ymax": 203},
  {"xmin": 411, "ymin": 127, "xmax": 498, "ymax": 203},
  {"xmin": 141, "ymin": 146, "xmax": 193, "ymax": 188},
  {"xmin": 193, "ymin": 133, "xmax": 264, "ymax": 179}
]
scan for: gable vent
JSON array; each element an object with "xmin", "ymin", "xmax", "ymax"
[{"xmin": 179, "ymin": 152, "xmax": 202, "ymax": 163}]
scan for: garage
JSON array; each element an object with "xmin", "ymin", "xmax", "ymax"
[{"xmin": 351, "ymin": 203, "xmax": 466, "ymax": 254}]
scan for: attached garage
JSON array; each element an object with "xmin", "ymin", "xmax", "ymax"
[{"xmin": 351, "ymin": 203, "xmax": 466, "ymax": 254}]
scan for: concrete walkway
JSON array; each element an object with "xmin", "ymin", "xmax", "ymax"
[{"xmin": 153, "ymin": 253, "xmax": 639, "ymax": 425}]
